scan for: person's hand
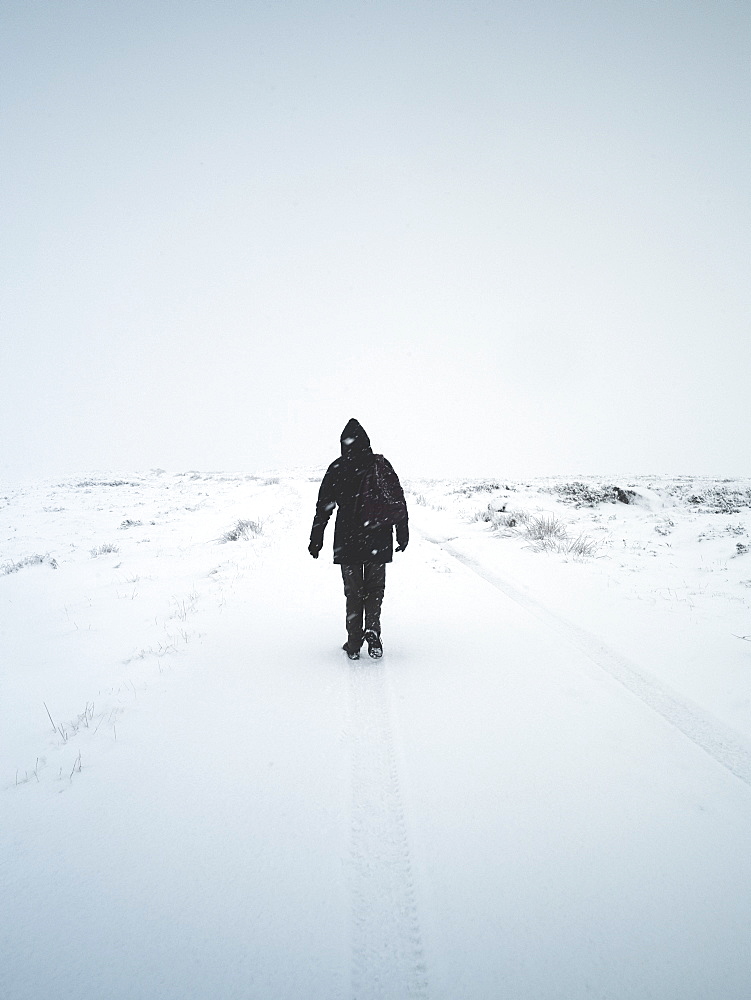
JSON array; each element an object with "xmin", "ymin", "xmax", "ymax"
[
  {"xmin": 395, "ymin": 524, "xmax": 409, "ymax": 553},
  {"xmin": 308, "ymin": 540, "xmax": 321, "ymax": 559}
]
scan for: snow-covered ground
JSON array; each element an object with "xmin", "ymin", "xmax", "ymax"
[{"xmin": 2, "ymin": 470, "xmax": 751, "ymax": 999}]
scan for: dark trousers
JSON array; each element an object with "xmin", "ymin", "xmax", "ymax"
[{"xmin": 340, "ymin": 563, "xmax": 386, "ymax": 645}]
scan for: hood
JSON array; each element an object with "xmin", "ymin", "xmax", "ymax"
[{"xmin": 340, "ymin": 418, "xmax": 371, "ymax": 458}]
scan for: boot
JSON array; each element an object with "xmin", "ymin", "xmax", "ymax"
[{"xmin": 363, "ymin": 630, "xmax": 383, "ymax": 659}]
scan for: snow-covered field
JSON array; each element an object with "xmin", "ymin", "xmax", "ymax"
[{"xmin": 2, "ymin": 470, "xmax": 751, "ymax": 999}]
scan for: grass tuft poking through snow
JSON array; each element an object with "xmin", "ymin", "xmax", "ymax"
[
  {"xmin": 90, "ymin": 543, "xmax": 119, "ymax": 557},
  {"xmin": 221, "ymin": 519, "xmax": 264, "ymax": 542},
  {"xmin": 2, "ymin": 553, "xmax": 58, "ymax": 574},
  {"xmin": 472, "ymin": 507, "xmax": 600, "ymax": 558},
  {"xmin": 523, "ymin": 513, "xmax": 568, "ymax": 541},
  {"xmin": 531, "ymin": 532, "xmax": 601, "ymax": 557}
]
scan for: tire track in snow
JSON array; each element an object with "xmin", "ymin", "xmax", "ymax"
[
  {"xmin": 421, "ymin": 530, "xmax": 751, "ymax": 789},
  {"xmin": 348, "ymin": 663, "xmax": 429, "ymax": 1000}
]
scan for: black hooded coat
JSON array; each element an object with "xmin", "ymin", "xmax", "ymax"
[{"xmin": 310, "ymin": 419, "xmax": 408, "ymax": 565}]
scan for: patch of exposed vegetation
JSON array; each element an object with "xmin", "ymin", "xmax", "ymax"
[
  {"xmin": 472, "ymin": 507, "xmax": 600, "ymax": 558},
  {"xmin": 684, "ymin": 486, "xmax": 751, "ymax": 514},
  {"xmin": 452, "ymin": 480, "xmax": 504, "ymax": 496},
  {"xmin": 2, "ymin": 553, "xmax": 58, "ymax": 574},
  {"xmin": 221, "ymin": 519, "xmax": 264, "ymax": 542},
  {"xmin": 90, "ymin": 543, "xmax": 119, "ymax": 557},
  {"xmin": 545, "ymin": 481, "xmax": 637, "ymax": 507},
  {"xmin": 74, "ymin": 479, "xmax": 137, "ymax": 488}
]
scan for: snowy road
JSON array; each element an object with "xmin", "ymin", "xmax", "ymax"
[{"xmin": 3, "ymin": 476, "xmax": 751, "ymax": 999}]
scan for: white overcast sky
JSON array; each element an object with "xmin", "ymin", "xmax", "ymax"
[{"xmin": 1, "ymin": 0, "xmax": 749, "ymax": 480}]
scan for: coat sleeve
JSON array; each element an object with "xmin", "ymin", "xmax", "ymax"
[
  {"xmin": 382, "ymin": 457, "xmax": 408, "ymax": 524},
  {"xmin": 310, "ymin": 464, "xmax": 338, "ymax": 549}
]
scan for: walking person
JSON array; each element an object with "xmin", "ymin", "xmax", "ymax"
[{"xmin": 308, "ymin": 418, "xmax": 409, "ymax": 660}]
